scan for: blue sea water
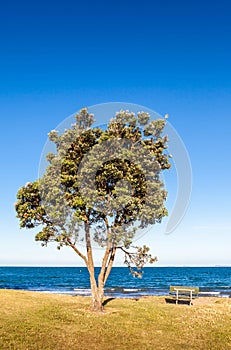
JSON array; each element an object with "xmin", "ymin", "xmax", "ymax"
[{"xmin": 0, "ymin": 267, "xmax": 230, "ymax": 298}]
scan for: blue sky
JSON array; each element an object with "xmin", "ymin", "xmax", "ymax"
[{"xmin": 0, "ymin": 0, "xmax": 230, "ymax": 266}]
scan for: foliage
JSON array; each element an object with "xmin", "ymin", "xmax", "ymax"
[{"xmin": 15, "ymin": 108, "xmax": 171, "ymax": 311}]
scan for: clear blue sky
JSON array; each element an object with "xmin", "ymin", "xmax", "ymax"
[{"xmin": 0, "ymin": 0, "xmax": 230, "ymax": 266}]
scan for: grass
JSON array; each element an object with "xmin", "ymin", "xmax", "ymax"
[{"xmin": 0, "ymin": 290, "xmax": 231, "ymax": 350}]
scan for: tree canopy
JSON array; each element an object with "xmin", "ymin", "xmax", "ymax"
[{"xmin": 15, "ymin": 108, "xmax": 171, "ymax": 312}]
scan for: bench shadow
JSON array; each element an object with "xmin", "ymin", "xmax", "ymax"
[{"xmin": 165, "ymin": 297, "xmax": 191, "ymax": 305}]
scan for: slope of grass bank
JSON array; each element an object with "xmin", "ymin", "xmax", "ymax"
[{"xmin": 0, "ymin": 290, "xmax": 230, "ymax": 350}]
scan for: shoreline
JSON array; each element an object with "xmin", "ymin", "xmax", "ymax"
[
  {"xmin": 0, "ymin": 288, "xmax": 230, "ymax": 305},
  {"xmin": 1, "ymin": 286, "xmax": 231, "ymax": 299}
]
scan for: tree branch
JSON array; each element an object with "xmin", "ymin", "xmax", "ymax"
[
  {"xmin": 84, "ymin": 218, "xmax": 95, "ymax": 273},
  {"xmin": 98, "ymin": 217, "xmax": 111, "ymax": 287},
  {"xmin": 66, "ymin": 237, "xmax": 88, "ymax": 267},
  {"xmin": 119, "ymin": 245, "xmax": 157, "ymax": 277},
  {"xmin": 104, "ymin": 247, "xmax": 116, "ymax": 284}
]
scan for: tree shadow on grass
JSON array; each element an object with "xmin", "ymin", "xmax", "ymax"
[
  {"xmin": 103, "ymin": 297, "xmax": 140, "ymax": 306},
  {"xmin": 103, "ymin": 297, "xmax": 116, "ymax": 306}
]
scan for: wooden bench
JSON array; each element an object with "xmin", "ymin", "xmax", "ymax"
[{"xmin": 169, "ymin": 286, "xmax": 199, "ymax": 305}]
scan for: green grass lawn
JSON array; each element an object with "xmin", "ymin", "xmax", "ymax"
[{"xmin": 0, "ymin": 290, "xmax": 230, "ymax": 350}]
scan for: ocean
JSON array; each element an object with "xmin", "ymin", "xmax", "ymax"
[{"xmin": 0, "ymin": 266, "xmax": 230, "ymax": 298}]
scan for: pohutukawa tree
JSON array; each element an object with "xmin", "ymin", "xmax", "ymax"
[{"xmin": 15, "ymin": 108, "xmax": 171, "ymax": 312}]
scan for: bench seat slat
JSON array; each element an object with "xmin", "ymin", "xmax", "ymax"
[{"xmin": 169, "ymin": 286, "xmax": 199, "ymax": 305}]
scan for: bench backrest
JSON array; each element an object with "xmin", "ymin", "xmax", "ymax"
[{"xmin": 170, "ymin": 286, "xmax": 199, "ymax": 294}]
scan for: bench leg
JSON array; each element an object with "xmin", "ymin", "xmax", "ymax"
[{"xmin": 190, "ymin": 291, "xmax": 192, "ymax": 306}]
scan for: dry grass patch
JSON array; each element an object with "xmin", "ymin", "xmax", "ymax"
[{"xmin": 0, "ymin": 290, "xmax": 230, "ymax": 350}]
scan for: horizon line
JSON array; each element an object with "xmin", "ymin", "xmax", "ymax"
[{"xmin": 0, "ymin": 265, "xmax": 231, "ymax": 268}]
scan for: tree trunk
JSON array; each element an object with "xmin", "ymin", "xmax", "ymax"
[
  {"xmin": 89, "ymin": 273, "xmax": 104, "ymax": 312},
  {"xmin": 88, "ymin": 255, "xmax": 104, "ymax": 312},
  {"xmin": 89, "ymin": 247, "xmax": 116, "ymax": 312},
  {"xmin": 91, "ymin": 285, "xmax": 104, "ymax": 312},
  {"xmin": 84, "ymin": 221, "xmax": 104, "ymax": 312}
]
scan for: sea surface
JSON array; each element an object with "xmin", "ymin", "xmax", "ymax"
[{"xmin": 0, "ymin": 267, "xmax": 230, "ymax": 298}]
